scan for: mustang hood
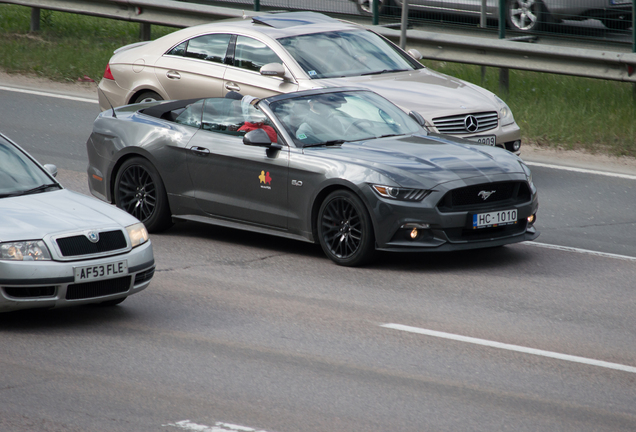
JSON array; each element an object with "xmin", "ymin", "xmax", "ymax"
[
  {"xmin": 0, "ymin": 189, "xmax": 138, "ymax": 242},
  {"xmin": 313, "ymin": 134, "xmax": 524, "ymax": 188},
  {"xmin": 320, "ymin": 69, "xmax": 497, "ymax": 119}
]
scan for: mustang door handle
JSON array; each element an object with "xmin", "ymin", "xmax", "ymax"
[
  {"xmin": 225, "ymin": 82, "xmax": 241, "ymax": 91},
  {"xmin": 166, "ymin": 71, "xmax": 181, "ymax": 80},
  {"xmin": 190, "ymin": 146, "xmax": 210, "ymax": 156}
]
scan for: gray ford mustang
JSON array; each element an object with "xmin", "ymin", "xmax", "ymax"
[{"xmin": 87, "ymin": 87, "xmax": 538, "ymax": 266}]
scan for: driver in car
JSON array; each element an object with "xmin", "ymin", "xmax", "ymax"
[{"xmin": 295, "ymin": 93, "xmax": 346, "ymax": 143}]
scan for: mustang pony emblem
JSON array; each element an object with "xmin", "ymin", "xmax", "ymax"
[{"xmin": 478, "ymin": 190, "xmax": 496, "ymax": 200}]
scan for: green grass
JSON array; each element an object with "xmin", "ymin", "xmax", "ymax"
[
  {"xmin": 1, "ymin": 4, "xmax": 635, "ymax": 157},
  {"xmin": 0, "ymin": 4, "xmax": 176, "ymax": 82}
]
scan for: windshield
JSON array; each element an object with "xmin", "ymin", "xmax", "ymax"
[
  {"xmin": 0, "ymin": 137, "xmax": 58, "ymax": 198},
  {"xmin": 270, "ymin": 91, "xmax": 422, "ymax": 147},
  {"xmin": 278, "ymin": 29, "xmax": 421, "ymax": 79}
]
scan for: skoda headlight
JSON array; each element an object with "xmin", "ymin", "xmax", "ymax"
[
  {"xmin": 126, "ymin": 222, "xmax": 149, "ymax": 248},
  {"xmin": 495, "ymin": 96, "xmax": 515, "ymax": 126},
  {"xmin": 0, "ymin": 240, "xmax": 51, "ymax": 261}
]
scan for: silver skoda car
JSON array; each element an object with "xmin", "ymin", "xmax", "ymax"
[
  {"xmin": 0, "ymin": 133, "xmax": 155, "ymax": 313},
  {"xmin": 98, "ymin": 12, "xmax": 522, "ymax": 153}
]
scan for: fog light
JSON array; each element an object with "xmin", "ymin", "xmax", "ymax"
[
  {"xmin": 511, "ymin": 140, "xmax": 521, "ymax": 151},
  {"xmin": 409, "ymin": 228, "xmax": 419, "ymax": 239},
  {"xmin": 527, "ymin": 214, "xmax": 536, "ymax": 224}
]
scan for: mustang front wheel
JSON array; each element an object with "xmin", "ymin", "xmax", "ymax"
[
  {"xmin": 114, "ymin": 157, "xmax": 173, "ymax": 232},
  {"xmin": 318, "ymin": 190, "xmax": 376, "ymax": 266}
]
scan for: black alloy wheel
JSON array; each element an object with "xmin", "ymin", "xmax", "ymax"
[
  {"xmin": 132, "ymin": 91, "xmax": 163, "ymax": 104},
  {"xmin": 114, "ymin": 157, "xmax": 173, "ymax": 233},
  {"xmin": 317, "ymin": 190, "xmax": 376, "ymax": 266}
]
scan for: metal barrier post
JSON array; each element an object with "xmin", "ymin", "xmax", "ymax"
[
  {"xmin": 498, "ymin": 0, "xmax": 509, "ymax": 94},
  {"xmin": 254, "ymin": 0, "xmax": 260, "ymax": 12},
  {"xmin": 399, "ymin": 0, "xmax": 409, "ymax": 49},
  {"xmin": 30, "ymin": 7, "xmax": 40, "ymax": 32},
  {"xmin": 480, "ymin": 0, "xmax": 487, "ymax": 84},
  {"xmin": 373, "ymin": 0, "xmax": 379, "ymax": 26}
]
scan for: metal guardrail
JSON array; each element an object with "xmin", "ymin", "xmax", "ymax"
[{"xmin": 1, "ymin": 0, "xmax": 636, "ymax": 83}]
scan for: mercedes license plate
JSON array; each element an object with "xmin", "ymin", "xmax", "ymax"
[
  {"xmin": 74, "ymin": 260, "xmax": 128, "ymax": 282},
  {"xmin": 472, "ymin": 209, "xmax": 517, "ymax": 229},
  {"xmin": 467, "ymin": 135, "xmax": 496, "ymax": 146}
]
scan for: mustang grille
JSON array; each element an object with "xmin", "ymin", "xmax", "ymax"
[
  {"xmin": 56, "ymin": 230, "xmax": 127, "ymax": 257},
  {"xmin": 66, "ymin": 276, "xmax": 131, "ymax": 300},
  {"xmin": 433, "ymin": 111, "xmax": 498, "ymax": 134},
  {"xmin": 437, "ymin": 181, "xmax": 531, "ymax": 212}
]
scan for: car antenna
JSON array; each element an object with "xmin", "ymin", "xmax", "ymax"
[{"xmin": 97, "ymin": 87, "xmax": 117, "ymax": 118}]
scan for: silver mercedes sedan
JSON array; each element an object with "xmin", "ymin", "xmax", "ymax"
[
  {"xmin": 98, "ymin": 11, "xmax": 522, "ymax": 153},
  {"xmin": 0, "ymin": 133, "xmax": 155, "ymax": 313},
  {"xmin": 353, "ymin": 0, "xmax": 633, "ymax": 32}
]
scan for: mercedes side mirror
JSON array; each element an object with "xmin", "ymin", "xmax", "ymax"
[
  {"xmin": 43, "ymin": 164, "xmax": 58, "ymax": 177},
  {"xmin": 260, "ymin": 62, "xmax": 286, "ymax": 79}
]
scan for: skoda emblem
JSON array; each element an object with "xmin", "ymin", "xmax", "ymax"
[
  {"xmin": 464, "ymin": 115, "xmax": 479, "ymax": 133},
  {"xmin": 87, "ymin": 231, "xmax": 100, "ymax": 243},
  {"xmin": 478, "ymin": 190, "xmax": 496, "ymax": 201}
]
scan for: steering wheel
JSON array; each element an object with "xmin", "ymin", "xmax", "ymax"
[{"xmin": 345, "ymin": 119, "xmax": 374, "ymax": 135}]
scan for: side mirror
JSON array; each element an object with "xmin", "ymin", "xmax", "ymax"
[
  {"xmin": 408, "ymin": 111, "xmax": 427, "ymax": 128},
  {"xmin": 260, "ymin": 62, "xmax": 286, "ymax": 79},
  {"xmin": 244, "ymin": 129, "xmax": 274, "ymax": 147},
  {"xmin": 43, "ymin": 163, "xmax": 58, "ymax": 177},
  {"xmin": 407, "ymin": 48, "xmax": 423, "ymax": 60}
]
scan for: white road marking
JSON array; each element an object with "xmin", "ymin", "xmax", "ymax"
[
  {"xmin": 523, "ymin": 241, "xmax": 636, "ymax": 262},
  {"xmin": 381, "ymin": 323, "xmax": 636, "ymax": 374},
  {"xmin": 0, "ymin": 85, "xmax": 98, "ymax": 104},
  {"xmin": 525, "ymin": 161, "xmax": 636, "ymax": 180},
  {"xmin": 164, "ymin": 420, "xmax": 269, "ymax": 432}
]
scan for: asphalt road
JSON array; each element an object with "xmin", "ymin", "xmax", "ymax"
[{"xmin": 0, "ymin": 84, "xmax": 635, "ymax": 432}]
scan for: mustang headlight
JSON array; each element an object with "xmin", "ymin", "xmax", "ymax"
[
  {"xmin": 518, "ymin": 161, "xmax": 533, "ymax": 184},
  {"xmin": 495, "ymin": 96, "xmax": 515, "ymax": 126},
  {"xmin": 371, "ymin": 185, "xmax": 430, "ymax": 201},
  {"xmin": 0, "ymin": 240, "xmax": 51, "ymax": 261},
  {"xmin": 126, "ymin": 222, "xmax": 149, "ymax": 248}
]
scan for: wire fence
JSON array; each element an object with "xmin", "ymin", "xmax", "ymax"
[{"xmin": 183, "ymin": 0, "xmax": 635, "ymax": 47}]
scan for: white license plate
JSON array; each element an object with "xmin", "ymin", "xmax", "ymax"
[
  {"xmin": 472, "ymin": 209, "xmax": 517, "ymax": 229},
  {"xmin": 467, "ymin": 135, "xmax": 496, "ymax": 146},
  {"xmin": 74, "ymin": 260, "xmax": 128, "ymax": 283}
]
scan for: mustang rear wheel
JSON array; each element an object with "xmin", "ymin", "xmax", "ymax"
[
  {"xmin": 317, "ymin": 190, "xmax": 376, "ymax": 266},
  {"xmin": 114, "ymin": 157, "xmax": 173, "ymax": 233}
]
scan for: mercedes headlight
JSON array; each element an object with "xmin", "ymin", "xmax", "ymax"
[
  {"xmin": 0, "ymin": 240, "xmax": 51, "ymax": 261},
  {"xmin": 495, "ymin": 96, "xmax": 515, "ymax": 126},
  {"xmin": 371, "ymin": 185, "xmax": 431, "ymax": 201},
  {"xmin": 126, "ymin": 222, "xmax": 149, "ymax": 248}
]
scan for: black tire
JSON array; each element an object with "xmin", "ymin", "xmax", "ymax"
[
  {"xmin": 355, "ymin": 0, "xmax": 395, "ymax": 17},
  {"xmin": 601, "ymin": 16, "xmax": 632, "ymax": 31},
  {"xmin": 317, "ymin": 190, "xmax": 376, "ymax": 267},
  {"xmin": 98, "ymin": 297, "xmax": 127, "ymax": 307},
  {"xmin": 114, "ymin": 157, "xmax": 173, "ymax": 233},
  {"xmin": 132, "ymin": 91, "xmax": 163, "ymax": 104},
  {"xmin": 506, "ymin": 0, "xmax": 545, "ymax": 32}
]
